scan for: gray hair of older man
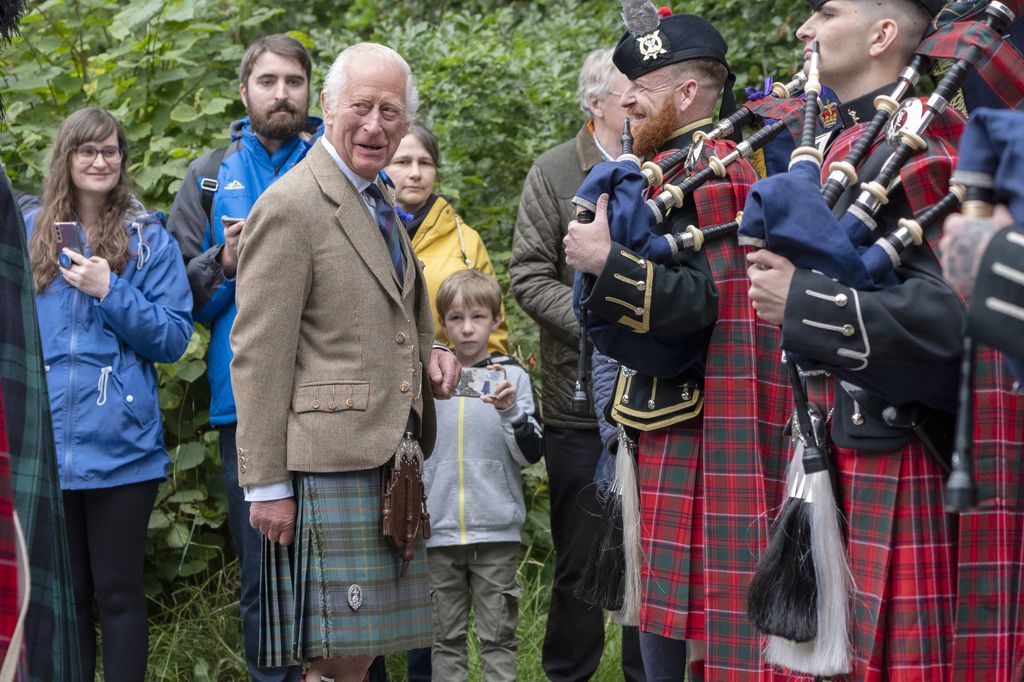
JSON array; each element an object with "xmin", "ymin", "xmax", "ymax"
[
  {"xmin": 577, "ymin": 47, "xmax": 621, "ymax": 119},
  {"xmin": 321, "ymin": 42, "xmax": 420, "ymax": 123}
]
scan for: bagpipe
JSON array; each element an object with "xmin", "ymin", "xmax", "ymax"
[
  {"xmin": 737, "ymin": 0, "xmax": 1024, "ymax": 676},
  {"xmin": 568, "ymin": 70, "xmax": 817, "ymax": 400}
]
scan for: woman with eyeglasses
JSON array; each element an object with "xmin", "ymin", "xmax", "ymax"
[{"xmin": 25, "ymin": 108, "xmax": 193, "ymax": 681}]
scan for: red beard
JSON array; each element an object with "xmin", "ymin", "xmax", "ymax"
[{"xmin": 631, "ymin": 94, "xmax": 679, "ymax": 158}]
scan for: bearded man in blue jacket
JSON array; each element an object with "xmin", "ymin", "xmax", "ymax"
[{"xmin": 167, "ymin": 34, "xmax": 322, "ymax": 682}]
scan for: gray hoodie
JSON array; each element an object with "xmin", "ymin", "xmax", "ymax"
[{"xmin": 423, "ymin": 354, "xmax": 544, "ymax": 547}]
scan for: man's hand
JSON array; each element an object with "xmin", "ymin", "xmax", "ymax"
[
  {"xmin": 60, "ymin": 249, "xmax": 111, "ymax": 300},
  {"xmin": 218, "ymin": 218, "xmax": 245, "ymax": 279},
  {"xmin": 747, "ymin": 249, "xmax": 796, "ymax": 325},
  {"xmin": 564, "ymin": 193, "xmax": 612, "ymax": 275},
  {"xmin": 939, "ymin": 205, "xmax": 1014, "ymax": 299},
  {"xmin": 429, "ymin": 347, "xmax": 461, "ymax": 399},
  {"xmin": 249, "ymin": 497, "xmax": 297, "ymax": 546}
]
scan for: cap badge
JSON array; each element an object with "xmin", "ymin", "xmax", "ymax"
[{"xmin": 637, "ymin": 30, "xmax": 668, "ymax": 61}]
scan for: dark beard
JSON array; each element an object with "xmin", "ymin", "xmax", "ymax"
[
  {"xmin": 632, "ymin": 94, "xmax": 679, "ymax": 158},
  {"xmin": 249, "ymin": 103, "xmax": 307, "ymax": 141}
]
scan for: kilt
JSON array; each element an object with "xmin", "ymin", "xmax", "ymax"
[
  {"xmin": 952, "ymin": 349, "xmax": 1024, "ymax": 681},
  {"xmin": 637, "ymin": 423, "xmax": 705, "ymax": 641},
  {"xmin": 259, "ymin": 469, "xmax": 431, "ymax": 666},
  {"xmin": 807, "ymin": 378, "xmax": 956, "ymax": 682}
]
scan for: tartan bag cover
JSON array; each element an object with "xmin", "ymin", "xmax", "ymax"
[
  {"xmin": 637, "ymin": 139, "xmax": 798, "ymax": 679},
  {"xmin": 0, "ymin": 170, "xmax": 80, "ymax": 681}
]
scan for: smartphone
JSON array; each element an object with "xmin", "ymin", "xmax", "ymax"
[
  {"xmin": 453, "ymin": 367, "xmax": 506, "ymax": 399},
  {"xmin": 55, "ymin": 221, "xmax": 82, "ymax": 269}
]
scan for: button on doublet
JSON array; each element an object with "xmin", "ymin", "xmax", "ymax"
[
  {"xmin": 400, "ymin": 381, "xmax": 411, "ymax": 393},
  {"xmin": 835, "ymin": 293, "xmax": 848, "ymax": 308},
  {"xmin": 395, "ymin": 332, "xmax": 408, "ymax": 345},
  {"xmin": 842, "ymin": 324, "xmax": 855, "ymax": 337}
]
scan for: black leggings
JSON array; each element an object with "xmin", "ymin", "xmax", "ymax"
[{"xmin": 63, "ymin": 479, "xmax": 160, "ymax": 682}]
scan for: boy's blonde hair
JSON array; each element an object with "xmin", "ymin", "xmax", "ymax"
[{"xmin": 436, "ymin": 269, "xmax": 502, "ymax": 320}]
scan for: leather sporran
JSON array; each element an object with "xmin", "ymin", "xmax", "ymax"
[{"xmin": 381, "ymin": 432, "xmax": 431, "ymax": 578}]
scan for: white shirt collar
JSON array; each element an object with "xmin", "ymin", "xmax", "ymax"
[{"xmin": 320, "ymin": 137, "xmax": 377, "ymax": 214}]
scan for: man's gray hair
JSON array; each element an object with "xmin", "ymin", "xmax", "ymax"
[
  {"xmin": 321, "ymin": 43, "xmax": 419, "ymax": 122},
  {"xmin": 577, "ymin": 47, "xmax": 621, "ymax": 119}
]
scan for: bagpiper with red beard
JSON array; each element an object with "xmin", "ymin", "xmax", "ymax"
[{"xmin": 564, "ymin": 7, "xmax": 792, "ymax": 679}]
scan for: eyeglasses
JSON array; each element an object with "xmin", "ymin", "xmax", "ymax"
[{"xmin": 74, "ymin": 146, "xmax": 123, "ymax": 163}]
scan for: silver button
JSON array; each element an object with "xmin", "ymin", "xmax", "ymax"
[
  {"xmin": 842, "ymin": 324, "xmax": 855, "ymax": 337},
  {"xmin": 621, "ymin": 394, "xmax": 629, "ymax": 403},
  {"xmin": 126, "ymin": 394, "xmax": 134, "ymax": 403},
  {"xmin": 835, "ymin": 293, "xmax": 848, "ymax": 308},
  {"xmin": 852, "ymin": 412, "xmax": 864, "ymax": 426},
  {"xmin": 647, "ymin": 399, "xmax": 656, "ymax": 409},
  {"xmin": 636, "ymin": 281, "xmax": 646, "ymax": 292},
  {"xmin": 637, "ymin": 258, "xmax": 646, "ymax": 267}
]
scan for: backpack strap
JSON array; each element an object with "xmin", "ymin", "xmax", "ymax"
[{"xmin": 199, "ymin": 146, "xmax": 228, "ymax": 225}]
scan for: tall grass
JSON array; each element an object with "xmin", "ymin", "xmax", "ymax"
[{"xmin": 145, "ymin": 548, "xmax": 627, "ymax": 681}]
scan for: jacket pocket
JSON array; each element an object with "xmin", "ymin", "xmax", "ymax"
[
  {"xmin": 463, "ymin": 459, "xmax": 521, "ymax": 530},
  {"xmin": 292, "ymin": 381, "xmax": 370, "ymax": 413}
]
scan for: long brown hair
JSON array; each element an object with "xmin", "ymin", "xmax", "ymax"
[{"xmin": 28, "ymin": 108, "xmax": 135, "ymax": 292}]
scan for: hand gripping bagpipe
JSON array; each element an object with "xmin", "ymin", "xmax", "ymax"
[
  {"xmin": 738, "ymin": 1, "xmax": 1023, "ymax": 676},
  {"xmin": 567, "ymin": 72, "xmax": 812, "ymax": 411}
]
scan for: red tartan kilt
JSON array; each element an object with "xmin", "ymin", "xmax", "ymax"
[
  {"xmin": 831, "ymin": 440, "xmax": 957, "ymax": 681},
  {"xmin": 637, "ymin": 422, "xmax": 705, "ymax": 641}
]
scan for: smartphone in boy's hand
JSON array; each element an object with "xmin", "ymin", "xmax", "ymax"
[
  {"xmin": 55, "ymin": 221, "xmax": 83, "ymax": 269},
  {"xmin": 453, "ymin": 366, "xmax": 506, "ymax": 398}
]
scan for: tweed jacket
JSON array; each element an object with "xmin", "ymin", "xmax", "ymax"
[{"xmin": 231, "ymin": 141, "xmax": 437, "ymax": 488}]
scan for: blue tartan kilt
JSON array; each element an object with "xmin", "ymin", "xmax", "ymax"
[{"xmin": 259, "ymin": 468, "xmax": 431, "ymax": 665}]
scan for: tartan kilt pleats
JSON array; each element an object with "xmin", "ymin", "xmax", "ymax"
[
  {"xmin": 633, "ymin": 148, "xmax": 797, "ymax": 680},
  {"xmin": 805, "ymin": 378, "xmax": 957, "ymax": 682},
  {"xmin": 953, "ymin": 348, "xmax": 1024, "ymax": 681}
]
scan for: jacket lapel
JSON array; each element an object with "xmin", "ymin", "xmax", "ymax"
[{"xmin": 306, "ymin": 143, "xmax": 404, "ymax": 306}]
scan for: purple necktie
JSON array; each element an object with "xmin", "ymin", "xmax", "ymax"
[{"xmin": 365, "ymin": 184, "xmax": 405, "ymax": 283}]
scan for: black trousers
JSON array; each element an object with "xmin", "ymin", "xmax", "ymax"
[
  {"xmin": 542, "ymin": 426, "xmax": 645, "ymax": 682},
  {"xmin": 64, "ymin": 479, "xmax": 160, "ymax": 682}
]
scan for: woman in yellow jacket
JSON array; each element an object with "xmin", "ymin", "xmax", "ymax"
[{"xmin": 387, "ymin": 122, "xmax": 508, "ymax": 353}]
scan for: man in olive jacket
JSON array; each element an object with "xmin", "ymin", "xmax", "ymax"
[{"xmin": 509, "ymin": 47, "xmax": 644, "ymax": 682}]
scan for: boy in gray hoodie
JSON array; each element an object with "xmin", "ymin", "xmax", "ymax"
[{"xmin": 424, "ymin": 269, "xmax": 544, "ymax": 681}]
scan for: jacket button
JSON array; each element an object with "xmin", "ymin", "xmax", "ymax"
[
  {"xmin": 240, "ymin": 464, "xmax": 247, "ymax": 473},
  {"xmin": 636, "ymin": 281, "xmax": 646, "ymax": 291},
  {"xmin": 312, "ymin": 400, "xmax": 321, "ymax": 409},
  {"xmin": 400, "ymin": 381, "xmax": 411, "ymax": 393},
  {"xmin": 328, "ymin": 401, "xmax": 337, "ymax": 410},
  {"xmin": 842, "ymin": 324, "xmax": 855, "ymax": 337},
  {"xmin": 835, "ymin": 293, "xmax": 848, "ymax": 307},
  {"xmin": 395, "ymin": 332, "xmax": 407, "ymax": 344},
  {"xmin": 346, "ymin": 398, "xmax": 355, "ymax": 408},
  {"xmin": 126, "ymin": 394, "xmax": 134, "ymax": 403},
  {"xmin": 852, "ymin": 412, "xmax": 865, "ymax": 426},
  {"xmin": 45, "ymin": 364, "xmax": 51, "ymax": 372}
]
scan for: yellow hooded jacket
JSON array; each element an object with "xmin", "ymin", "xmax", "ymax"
[{"xmin": 409, "ymin": 195, "xmax": 508, "ymax": 353}]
